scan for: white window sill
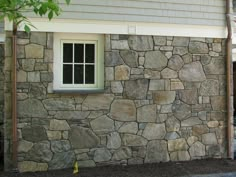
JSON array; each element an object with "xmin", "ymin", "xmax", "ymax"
[{"xmin": 53, "ymin": 89, "xmax": 105, "ymax": 94}]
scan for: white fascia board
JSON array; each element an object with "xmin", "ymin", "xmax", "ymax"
[{"xmin": 5, "ymin": 18, "xmax": 227, "ymax": 38}]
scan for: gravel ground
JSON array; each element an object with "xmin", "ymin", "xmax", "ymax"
[{"xmin": 1, "ymin": 159, "xmax": 236, "ymax": 177}]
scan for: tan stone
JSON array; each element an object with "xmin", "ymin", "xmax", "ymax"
[
  {"xmin": 207, "ymin": 121, "xmax": 219, "ymax": 128},
  {"xmin": 153, "ymin": 91, "xmax": 176, "ymax": 105},
  {"xmin": 168, "ymin": 138, "xmax": 188, "ymax": 152},
  {"xmin": 171, "ymin": 79, "xmax": 184, "ymax": 90},
  {"xmin": 17, "ymin": 70, "xmax": 27, "ymax": 82},
  {"xmin": 211, "ymin": 96, "xmax": 226, "ymax": 111},
  {"xmin": 25, "ymin": 44, "xmax": 44, "ymax": 59},
  {"xmin": 49, "ymin": 119, "xmax": 70, "ymax": 131},
  {"xmin": 47, "ymin": 131, "xmax": 61, "ymax": 140},
  {"xmin": 115, "ymin": 65, "xmax": 130, "ymax": 80},
  {"xmin": 187, "ymin": 136, "xmax": 198, "ymax": 146},
  {"xmin": 192, "ymin": 125, "xmax": 209, "ymax": 136},
  {"xmin": 82, "ymin": 94, "xmax": 114, "ymax": 110},
  {"xmin": 18, "ymin": 140, "xmax": 33, "ymax": 153},
  {"xmin": 170, "ymin": 151, "xmax": 190, "ymax": 161}
]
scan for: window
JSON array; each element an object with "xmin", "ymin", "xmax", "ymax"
[{"xmin": 53, "ymin": 33, "xmax": 104, "ymax": 92}]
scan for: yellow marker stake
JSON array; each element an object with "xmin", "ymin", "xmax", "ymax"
[{"xmin": 73, "ymin": 161, "xmax": 79, "ymax": 174}]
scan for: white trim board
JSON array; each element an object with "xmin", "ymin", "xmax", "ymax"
[{"xmin": 5, "ymin": 18, "xmax": 227, "ymax": 38}]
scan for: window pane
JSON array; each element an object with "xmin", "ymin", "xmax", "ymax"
[
  {"xmin": 63, "ymin": 43, "xmax": 73, "ymax": 63},
  {"xmin": 63, "ymin": 64, "xmax": 72, "ymax": 84},
  {"xmin": 85, "ymin": 65, "xmax": 95, "ymax": 84},
  {"xmin": 85, "ymin": 44, "xmax": 95, "ymax": 63},
  {"xmin": 74, "ymin": 65, "xmax": 84, "ymax": 84},
  {"xmin": 74, "ymin": 44, "xmax": 84, "ymax": 63}
]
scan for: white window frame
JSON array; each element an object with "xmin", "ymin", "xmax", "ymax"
[{"xmin": 53, "ymin": 33, "xmax": 104, "ymax": 92}]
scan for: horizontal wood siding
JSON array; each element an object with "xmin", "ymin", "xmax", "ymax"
[{"xmin": 50, "ymin": 0, "xmax": 225, "ymax": 26}]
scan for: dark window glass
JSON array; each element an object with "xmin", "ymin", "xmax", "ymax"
[
  {"xmin": 63, "ymin": 64, "xmax": 73, "ymax": 84},
  {"xmin": 74, "ymin": 44, "xmax": 84, "ymax": 63},
  {"xmin": 63, "ymin": 43, "xmax": 73, "ymax": 63},
  {"xmin": 85, "ymin": 65, "xmax": 95, "ymax": 84},
  {"xmin": 85, "ymin": 44, "xmax": 95, "ymax": 63},
  {"xmin": 74, "ymin": 65, "xmax": 84, "ymax": 84}
]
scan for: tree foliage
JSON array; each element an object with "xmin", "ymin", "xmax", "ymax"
[{"xmin": 0, "ymin": 0, "xmax": 70, "ymax": 33}]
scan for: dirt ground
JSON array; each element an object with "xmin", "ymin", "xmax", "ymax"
[{"xmin": 1, "ymin": 159, "xmax": 236, "ymax": 177}]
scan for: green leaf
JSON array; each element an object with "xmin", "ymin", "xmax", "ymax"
[
  {"xmin": 48, "ymin": 10, "xmax": 53, "ymax": 20},
  {"xmin": 24, "ymin": 25, "xmax": 31, "ymax": 33}
]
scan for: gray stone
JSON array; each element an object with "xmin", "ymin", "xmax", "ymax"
[
  {"xmin": 30, "ymin": 32, "xmax": 47, "ymax": 46},
  {"xmin": 44, "ymin": 49, "xmax": 53, "ymax": 62},
  {"xmin": 145, "ymin": 70, "xmax": 161, "ymax": 81},
  {"xmin": 76, "ymin": 153, "xmax": 89, "ymax": 161},
  {"xmin": 49, "ymin": 151, "xmax": 75, "ymax": 170},
  {"xmin": 82, "ymin": 94, "xmax": 114, "ymax": 110},
  {"xmin": 124, "ymin": 79, "xmax": 149, "ymax": 99},
  {"xmin": 111, "ymin": 81, "xmax": 123, "ymax": 93},
  {"xmin": 122, "ymin": 134, "xmax": 148, "ymax": 146},
  {"xmin": 179, "ymin": 62, "xmax": 206, "ymax": 82},
  {"xmin": 90, "ymin": 115, "xmax": 115, "ymax": 134},
  {"xmin": 118, "ymin": 122, "xmax": 138, "ymax": 134},
  {"xmin": 142, "ymin": 123, "xmax": 166, "ymax": 140},
  {"xmin": 189, "ymin": 41, "xmax": 209, "ymax": 54},
  {"xmin": 161, "ymin": 68, "xmax": 178, "ymax": 78},
  {"xmin": 149, "ymin": 80, "xmax": 165, "ymax": 90},
  {"xmin": 168, "ymin": 55, "xmax": 184, "ymax": 71},
  {"xmin": 200, "ymin": 80, "xmax": 219, "ymax": 96},
  {"xmin": 153, "ymin": 36, "xmax": 166, "ymax": 45},
  {"xmin": 18, "ymin": 140, "xmax": 34, "ymax": 153},
  {"xmin": 27, "ymin": 141, "xmax": 53, "ymax": 162},
  {"xmin": 153, "ymin": 91, "xmax": 176, "ymax": 105},
  {"xmin": 189, "ymin": 141, "xmax": 206, "ymax": 157},
  {"xmin": 94, "ymin": 148, "xmax": 111, "ymax": 162},
  {"xmin": 27, "ymin": 71, "xmax": 40, "ymax": 82},
  {"xmin": 172, "ymin": 101, "xmax": 191, "ymax": 121},
  {"xmin": 25, "ymin": 44, "xmax": 44, "ymax": 58},
  {"xmin": 144, "ymin": 51, "xmax": 168, "ymax": 70},
  {"xmin": 187, "ymin": 136, "xmax": 198, "ymax": 146},
  {"xmin": 160, "ymin": 104, "xmax": 172, "ymax": 113},
  {"xmin": 172, "ymin": 37, "xmax": 189, "ymax": 47},
  {"xmin": 173, "ymin": 47, "xmax": 188, "ymax": 56},
  {"xmin": 170, "ymin": 151, "xmax": 190, "ymax": 161},
  {"xmin": 18, "ymin": 99, "xmax": 48, "ymax": 118},
  {"xmin": 202, "ymin": 133, "xmax": 218, "ymax": 145},
  {"xmin": 110, "ymin": 100, "xmax": 136, "ymax": 121},
  {"xmin": 43, "ymin": 98, "xmax": 75, "ymax": 111},
  {"xmin": 69, "ymin": 127, "xmax": 99, "ymax": 149},
  {"xmin": 22, "ymin": 126, "xmax": 47, "ymax": 142},
  {"xmin": 105, "ymin": 51, "xmax": 124, "ymax": 66},
  {"xmin": 192, "ymin": 125, "xmax": 209, "ymax": 136},
  {"xmin": 18, "ymin": 161, "xmax": 48, "ymax": 172},
  {"xmin": 211, "ymin": 96, "xmax": 226, "ymax": 111},
  {"xmin": 128, "ymin": 36, "xmax": 153, "ymax": 51},
  {"xmin": 40, "ymin": 72, "xmax": 53, "ymax": 82},
  {"xmin": 47, "ymin": 131, "xmax": 61, "ymax": 140},
  {"xmin": 168, "ymin": 138, "xmax": 188, "ymax": 152},
  {"xmin": 165, "ymin": 116, "xmax": 180, "ymax": 132},
  {"xmin": 179, "ymin": 89, "xmax": 198, "ymax": 105},
  {"xmin": 200, "ymin": 55, "xmax": 211, "ymax": 65},
  {"xmin": 137, "ymin": 105, "xmax": 157, "ymax": 123},
  {"xmin": 51, "ymin": 140, "xmax": 71, "ymax": 153},
  {"xmin": 49, "ymin": 119, "xmax": 70, "ymax": 131},
  {"xmin": 111, "ymin": 40, "xmax": 129, "ymax": 50},
  {"xmin": 107, "ymin": 132, "xmax": 121, "ymax": 149},
  {"xmin": 120, "ymin": 50, "xmax": 138, "ymax": 67},
  {"xmin": 165, "ymin": 132, "xmax": 180, "ymax": 140},
  {"xmin": 55, "ymin": 111, "xmax": 90, "ymax": 120},
  {"xmin": 212, "ymin": 43, "xmax": 221, "ymax": 52},
  {"xmin": 22, "ymin": 59, "xmax": 35, "ymax": 71},
  {"xmin": 112, "ymin": 147, "xmax": 132, "ymax": 161},
  {"xmin": 105, "ymin": 67, "xmax": 114, "ymax": 81},
  {"xmin": 181, "ymin": 117, "xmax": 202, "ymax": 127},
  {"xmin": 145, "ymin": 140, "xmax": 169, "ymax": 163},
  {"xmin": 115, "ymin": 65, "xmax": 130, "ymax": 80}
]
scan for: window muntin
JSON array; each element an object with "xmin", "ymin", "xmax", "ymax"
[{"xmin": 62, "ymin": 42, "xmax": 96, "ymax": 86}]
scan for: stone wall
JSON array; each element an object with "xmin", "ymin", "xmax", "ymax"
[
  {"xmin": 4, "ymin": 32, "xmax": 227, "ymax": 172},
  {"xmin": 0, "ymin": 43, "xmax": 4, "ymax": 169}
]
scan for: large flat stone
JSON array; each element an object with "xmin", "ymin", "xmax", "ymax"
[
  {"xmin": 55, "ymin": 111, "xmax": 90, "ymax": 120},
  {"xmin": 168, "ymin": 55, "xmax": 184, "ymax": 71},
  {"xmin": 179, "ymin": 62, "xmax": 206, "ymax": 82},
  {"xmin": 124, "ymin": 79, "xmax": 149, "ymax": 99},
  {"xmin": 18, "ymin": 99, "xmax": 48, "ymax": 118},
  {"xmin": 168, "ymin": 138, "xmax": 188, "ymax": 152},
  {"xmin": 118, "ymin": 122, "xmax": 138, "ymax": 134},
  {"xmin": 122, "ymin": 134, "xmax": 148, "ymax": 146},
  {"xmin": 145, "ymin": 140, "xmax": 169, "ymax": 163},
  {"xmin": 200, "ymin": 80, "xmax": 219, "ymax": 96},
  {"xmin": 120, "ymin": 50, "xmax": 138, "ymax": 67},
  {"xmin": 49, "ymin": 151, "xmax": 75, "ymax": 170},
  {"xmin": 211, "ymin": 96, "xmax": 226, "ymax": 111},
  {"xmin": 18, "ymin": 161, "xmax": 48, "ymax": 172},
  {"xmin": 25, "ymin": 44, "xmax": 44, "ymax": 58},
  {"xmin": 112, "ymin": 147, "xmax": 132, "ymax": 161},
  {"xmin": 128, "ymin": 36, "xmax": 153, "ymax": 51},
  {"xmin": 110, "ymin": 100, "xmax": 136, "ymax": 121},
  {"xmin": 82, "ymin": 94, "xmax": 114, "ymax": 110},
  {"xmin": 94, "ymin": 148, "xmax": 111, "ymax": 162},
  {"xmin": 90, "ymin": 115, "xmax": 115, "ymax": 134},
  {"xmin": 172, "ymin": 101, "xmax": 191, "ymax": 121},
  {"xmin": 170, "ymin": 151, "xmax": 190, "ymax": 161},
  {"xmin": 115, "ymin": 65, "xmax": 130, "ymax": 80},
  {"xmin": 153, "ymin": 91, "xmax": 176, "ymax": 105},
  {"xmin": 49, "ymin": 119, "xmax": 70, "ymax": 131},
  {"xmin": 189, "ymin": 141, "xmax": 205, "ymax": 157},
  {"xmin": 43, "ymin": 98, "xmax": 75, "ymax": 111},
  {"xmin": 204, "ymin": 58, "xmax": 225, "ymax": 75},
  {"xmin": 51, "ymin": 140, "xmax": 71, "ymax": 153},
  {"xmin": 181, "ymin": 117, "xmax": 202, "ymax": 127},
  {"xmin": 69, "ymin": 127, "xmax": 99, "ymax": 149},
  {"xmin": 202, "ymin": 133, "xmax": 218, "ymax": 145},
  {"xmin": 107, "ymin": 132, "xmax": 121, "ymax": 149},
  {"xmin": 179, "ymin": 89, "xmax": 198, "ymax": 105},
  {"xmin": 105, "ymin": 51, "xmax": 124, "ymax": 66},
  {"xmin": 137, "ymin": 105, "xmax": 157, "ymax": 122},
  {"xmin": 142, "ymin": 123, "xmax": 166, "ymax": 140},
  {"xmin": 165, "ymin": 116, "xmax": 180, "ymax": 132},
  {"xmin": 144, "ymin": 51, "xmax": 168, "ymax": 70},
  {"xmin": 22, "ymin": 126, "xmax": 47, "ymax": 142},
  {"xmin": 189, "ymin": 41, "xmax": 209, "ymax": 54}
]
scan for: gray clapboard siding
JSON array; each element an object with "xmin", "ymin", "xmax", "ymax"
[{"xmin": 30, "ymin": 0, "xmax": 226, "ymax": 26}]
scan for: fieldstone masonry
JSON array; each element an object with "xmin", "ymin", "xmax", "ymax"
[{"xmin": 3, "ymin": 32, "xmax": 227, "ymax": 172}]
